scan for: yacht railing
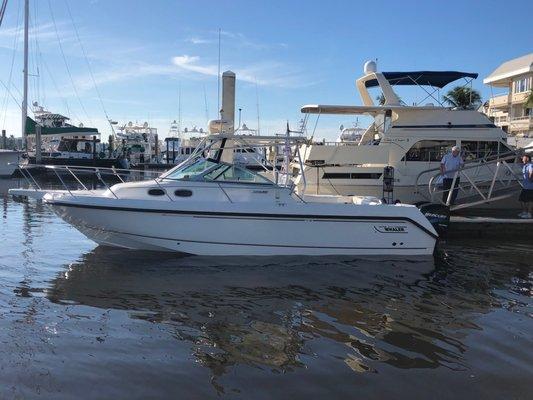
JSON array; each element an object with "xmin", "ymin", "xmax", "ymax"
[
  {"xmin": 18, "ymin": 164, "xmax": 162, "ymax": 198},
  {"xmin": 414, "ymin": 152, "xmax": 523, "ymax": 210}
]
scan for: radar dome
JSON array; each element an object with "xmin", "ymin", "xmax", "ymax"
[{"xmin": 364, "ymin": 60, "xmax": 377, "ymax": 74}]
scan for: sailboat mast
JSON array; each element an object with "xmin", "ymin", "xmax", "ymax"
[{"xmin": 21, "ymin": 0, "xmax": 29, "ymax": 150}]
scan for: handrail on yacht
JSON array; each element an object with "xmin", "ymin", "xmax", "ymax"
[{"xmin": 414, "ymin": 151, "xmax": 522, "ymax": 209}]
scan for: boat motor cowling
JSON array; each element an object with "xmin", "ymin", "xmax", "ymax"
[{"xmin": 417, "ymin": 202, "xmax": 450, "ymax": 237}]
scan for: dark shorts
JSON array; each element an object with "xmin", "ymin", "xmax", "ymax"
[{"xmin": 519, "ymin": 189, "xmax": 533, "ymax": 202}]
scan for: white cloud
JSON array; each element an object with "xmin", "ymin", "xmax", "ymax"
[
  {"xmin": 0, "ymin": 21, "xmax": 74, "ymax": 48},
  {"xmin": 184, "ymin": 30, "xmax": 287, "ymax": 50},
  {"xmin": 171, "ymin": 54, "xmax": 315, "ymax": 88}
]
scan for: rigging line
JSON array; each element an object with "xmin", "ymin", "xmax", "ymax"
[
  {"xmin": 47, "ymin": 0, "xmax": 92, "ymax": 126},
  {"xmin": 1, "ymin": 0, "xmax": 22, "ymax": 130},
  {"xmin": 29, "ymin": 1, "xmax": 39, "ymax": 106},
  {"xmin": 0, "ymin": 0, "xmax": 8, "ymax": 27},
  {"xmin": 31, "ymin": 0, "xmax": 41, "ymax": 104},
  {"xmin": 64, "ymin": 0, "xmax": 108, "ymax": 120},
  {"xmin": 0, "ymin": 78, "xmax": 22, "ymax": 111},
  {"xmin": 41, "ymin": 57, "xmax": 77, "ymax": 122}
]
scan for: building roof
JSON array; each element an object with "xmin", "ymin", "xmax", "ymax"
[
  {"xmin": 365, "ymin": 71, "xmax": 478, "ymax": 88},
  {"xmin": 483, "ymin": 53, "xmax": 533, "ymax": 87}
]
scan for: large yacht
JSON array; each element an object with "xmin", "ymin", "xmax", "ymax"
[
  {"xmin": 114, "ymin": 121, "xmax": 161, "ymax": 165},
  {"xmin": 295, "ymin": 62, "xmax": 519, "ymax": 206},
  {"xmin": 26, "ymin": 104, "xmax": 121, "ymax": 168}
]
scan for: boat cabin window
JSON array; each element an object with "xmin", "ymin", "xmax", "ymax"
[
  {"xmin": 203, "ymin": 164, "xmax": 272, "ymax": 184},
  {"xmin": 403, "ymin": 140, "xmax": 455, "ymax": 162},
  {"xmin": 164, "ymin": 159, "xmax": 218, "ymax": 180},
  {"xmin": 461, "ymin": 141, "xmax": 513, "ymax": 161},
  {"xmin": 163, "ymin": 158, "xmax": 273, "ymax": 185}
]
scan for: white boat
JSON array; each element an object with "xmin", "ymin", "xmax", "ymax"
[
  {"xmin": 163, "ymin": 123, "xmax": 207, "ymax": 165},
  {"xmin": 295, "ymin": 61, "xmax": 521, "ymax": 207},
  {"xmin": 40, "ymin": 134, "xmax": 438, "ymax": 256},
  {"xmin": 114, "ymin": 121, "xmax": 160, "ymax": 164},
  {"xmin": 0, "ymin": 149, "xmax": 23, "ymax": 178}
]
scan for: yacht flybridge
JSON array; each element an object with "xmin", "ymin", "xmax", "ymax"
[
  {"xmin": 39, "ymin": 134, "xmax": 438, "ymax": 256},
  {"xmin": 296, "ymin": 62, "xmax": 521, "ymax": 208}
]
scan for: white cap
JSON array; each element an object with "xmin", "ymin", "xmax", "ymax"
[{"xmin": 452, "ymin": 146, "xmax": 460, "ymax": 152}]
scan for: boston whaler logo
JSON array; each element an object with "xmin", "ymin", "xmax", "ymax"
[{"xmin": 374, "ymin": 225, "xmax": 408, "ymax": 234}]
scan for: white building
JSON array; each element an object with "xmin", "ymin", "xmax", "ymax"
[{"xmin": 484, "ymin": 53, "xmax": 533, "ymax": 139}]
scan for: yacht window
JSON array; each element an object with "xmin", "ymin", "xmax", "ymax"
[
  {"xmin": 461, "ymin": 141, "xmax": 501, "ymax": 161},
  {"xmin": 403, "ymin": 140, "xmax": 455, "ymax": 162},
  {"xmin": 322, "ymin": 172, "xmax": 383, "ymax": 179}
]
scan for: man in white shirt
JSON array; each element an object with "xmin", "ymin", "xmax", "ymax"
[{"xmin": 440, "ymin": 146, "xmax": 464, "ymax": 205}]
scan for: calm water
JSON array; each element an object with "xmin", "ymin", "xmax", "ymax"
[{"xmin": 0, "ymin": 179, "xmax": 531, "ymax": 399}]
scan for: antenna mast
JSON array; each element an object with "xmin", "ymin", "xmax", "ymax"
[
  {"xmin": 255, "ymin": 80, "xmax": 260, "ymax": 135},
  {"xmin": 217, "ymin": 28, "xmax": 221, "ymax": 117},
  {"xmin": 203, "ymin": 85, "xmax": 209, "ymax": 126},
  {"xmin": 178, "ymin": 83, "xmax": 181, "ymax": 134},
  {"xmin": 22, "ymin": 0, "xmax": 29, "ymax": 149}
]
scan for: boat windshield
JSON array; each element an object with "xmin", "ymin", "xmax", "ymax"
[{"xmin": 162, "ymin": 158, "xmax": 274, "ymax": 185}]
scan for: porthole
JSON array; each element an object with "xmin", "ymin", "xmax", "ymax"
[
  {"xmin": 148, "ymin": 188, "xmax": 165, "ymax": 196},
  {"xmin": 174, "ymin": 189, "xmax": 193, "ymax": 197}
]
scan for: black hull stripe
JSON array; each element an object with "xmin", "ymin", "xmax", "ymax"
[
  {"xmin": 48, "ymin": 201, "xmax": 438, "ymax": 239},
  {"xmin": 392, "ymin": 124, "xmax": 496, "ymax": 129},
  {"xmin": 87, "ymin": 226, "xmax": 429, "ymax": 251}
]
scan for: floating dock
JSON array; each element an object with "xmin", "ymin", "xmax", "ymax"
[{"xmin": 448, "ymin": 215, "xmax": 533, "ymax": 238}]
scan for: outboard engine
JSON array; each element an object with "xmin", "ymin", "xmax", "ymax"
[{"xmin": 417, "ymin": 202, "xmax": 450, "ymax": 237}]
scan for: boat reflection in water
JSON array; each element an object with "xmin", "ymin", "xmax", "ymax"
[{"xmin": 44, "ymin": 244, "xmax": 531, "ymax": 395}]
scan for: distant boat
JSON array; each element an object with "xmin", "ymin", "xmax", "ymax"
[
  {"xmin": 114, "ymin": 121, "xmax": 160, "ymax": 165},
  {"xmin": 0, "ymin": 149, "xmax": 23, "ymax": 178},
  {"xmin": 26, "ymin": 105, "xmax": 124, "ymax": 168}
]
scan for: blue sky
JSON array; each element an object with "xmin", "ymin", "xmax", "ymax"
[{"xmin": 0, "ymin": 0, "xmax": 532, "ymax": 141}]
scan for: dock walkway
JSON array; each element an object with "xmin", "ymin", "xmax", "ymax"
[{"xmin": 448, "ymin": 215, "xmax": 533, "ymax": 239}]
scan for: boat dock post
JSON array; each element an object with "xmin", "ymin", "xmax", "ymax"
[{"xmin": 35, "ymin": 125, "xmax": 42, "ymax": 164}]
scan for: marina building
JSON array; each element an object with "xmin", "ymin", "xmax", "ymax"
[{"xmin": 483, "ymin": 53, "xmax": 533, "ymax": 139}]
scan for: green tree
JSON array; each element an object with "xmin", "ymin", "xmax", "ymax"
[
  {"xmin": 525, "ymin": 90, "xmax": 533, "ymax": 109},
  {"xmin": 376, "ymin": 93, "xmax": 402, "ymax": 105},
  {"xmin": 442, "ymin": 86, "xmax": 482, "ymax": 108}
]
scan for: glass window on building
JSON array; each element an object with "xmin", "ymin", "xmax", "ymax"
[
  {"xmin": 513, "ymin": 77, "xmax": 532, "ymax": 93},
  {"xmin": 403, "ymin": 140, "xmax": 456, "ymax": 162}
]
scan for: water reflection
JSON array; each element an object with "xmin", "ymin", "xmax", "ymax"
[{"xmin": 44, "ymin": 244, "xmax": 531, "ymax": 392}]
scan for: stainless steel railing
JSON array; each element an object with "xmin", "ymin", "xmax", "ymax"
[
  {"xmin": 414, "ymin": 152, "xmax": 523, "ymax": 210},
  {"xmin": 18, "ymin": 164, "xmax": 162, "ymax": 199}
]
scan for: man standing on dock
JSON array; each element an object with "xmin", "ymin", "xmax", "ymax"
[
  {"xmin": 440, "ymin": 146, "xmax": 464, "ymax": 206},
  {"xmin": 518, "ymin": 154, "xmax": 533, "ymax": 219}
]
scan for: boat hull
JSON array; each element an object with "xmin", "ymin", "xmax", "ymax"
[
  {"xmin": 45, "ymin": 200, "xmax": 437, "ymax": 256},
  {"xmin": 0, "ymin": 151, "xmax": 22, "ymax": 178}
]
